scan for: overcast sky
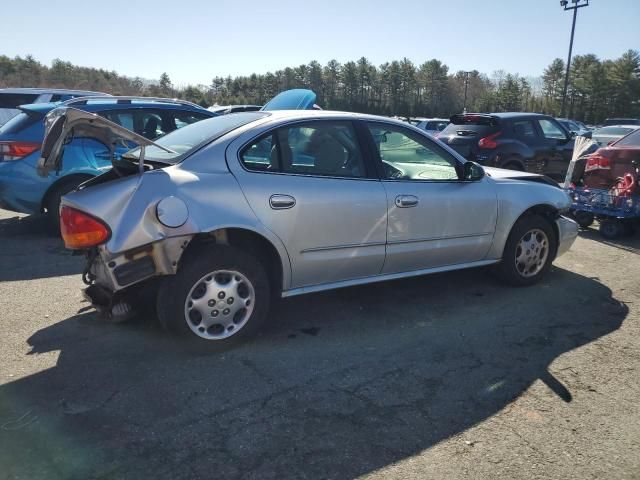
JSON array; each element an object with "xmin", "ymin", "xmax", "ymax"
[{"xmin": 2, "ymin": 0, "xmax": 638, "ymax": 86}]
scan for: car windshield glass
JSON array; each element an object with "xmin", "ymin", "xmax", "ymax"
[
  {"xmin": 0, "ymin": 112, "xmax": 36, "ymax": 134},
  {"xmin": 596, "ymin": 126, "xmax": 634, "ymax": 136},
  {"xmin": 614, "ymin": 128, "xmax": 640, "ymax": 147},
  {"xmin": 124, "ymin": 112, "xmax": 268, "ymax": 164}
]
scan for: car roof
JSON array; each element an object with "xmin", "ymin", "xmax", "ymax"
[
  {"xmin": 0, "ymin": 87, "xmax": 109, "ymax": 95},
  {"xmin": 18, "ymin": 100, "xmax": 212, "ymax": 115},
  {"xmin": 490, "ymin": 112, "xmax": 549, "ymax": 119},
  {"xmin": 254, "ymin": 109, "xmax": 417, "ymax": 128}
]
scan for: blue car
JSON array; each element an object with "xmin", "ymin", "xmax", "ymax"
[{"xmin": 0, "ymin": 96, "xmax": 215, "ymax": 229}]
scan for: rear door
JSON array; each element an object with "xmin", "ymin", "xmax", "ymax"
[{"xmin": 228, "ymin": 119, "xmax": 388, "ymax": 289}]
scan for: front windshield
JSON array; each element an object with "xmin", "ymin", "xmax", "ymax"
[{"xmin": 124, "ymin": 112, "xmax": 268, "ymax": 164}]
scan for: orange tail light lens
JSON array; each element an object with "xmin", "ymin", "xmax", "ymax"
[{"xmin": 60, "ymin": 206, "xmax": 110, "ymax": 249}]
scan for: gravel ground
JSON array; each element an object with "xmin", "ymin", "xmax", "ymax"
[{"xmin": 0, "ymin": 208, "xmax": 638, "ymax": 480}]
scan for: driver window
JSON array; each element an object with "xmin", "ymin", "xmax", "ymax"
[
  {"xmin": 537, "ymin": 119, "xmax": 566, "ymax": 140},
  {"xmin": 367, "ymin": 123, "xmax": 459, "ymax": 181}
]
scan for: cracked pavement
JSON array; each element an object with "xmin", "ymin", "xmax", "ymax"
[{"xmin": 0, "ymin": 208, "xmax": 639, "ymax": 479}]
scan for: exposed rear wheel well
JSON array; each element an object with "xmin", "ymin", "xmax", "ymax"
[{"xmin": 181, "ymin": 228, "xmax": 284, "ymax": 296}]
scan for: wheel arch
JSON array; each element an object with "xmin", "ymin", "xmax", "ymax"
[
  {"xmin": 503, "ymin": 204, "xmax": 561, "ymax": 259},
  {"xmin": 40, "ymin": 173, "xmax": 95, "ymax": 213},
  {"xmin": 179, "ymin": 227, "xmax": 289, "ymax": 296}
]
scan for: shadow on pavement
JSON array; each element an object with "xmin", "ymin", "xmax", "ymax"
[
  {"xmin": 577, "ymin": 224, "xmax": 640, "ymax": 255},
  {"xmin": 0, "ymin": 267, "xmax": 627, "ymax": 479},
  {"xmin": 0, "ymin": 213, "xmax": 84, "ymax": 282}
]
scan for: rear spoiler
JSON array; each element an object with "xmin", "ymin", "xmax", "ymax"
[{"xmin": 450, "ymin": 113, "xmax": 499, "ymax": 126}]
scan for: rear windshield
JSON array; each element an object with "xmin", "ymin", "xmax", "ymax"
[
  {"xmin": 596, "ymin": 126, "xmax": 635, "ymax": 136},
  {"xmin": 425, "ymin": 121, "xmax": 449, "ymax": 131},
  {"xmin": 124, "ymin": 111, "xmax": 268, "ymax": 164},
  {"xmin": 614, "ymin": 128, "xmax": 640, "ymax": 147},
  {"xmin": 0, "ymin": 93, "xmax": 40, "ymax": 109},
  {"xmin": 450, "ymin": 114, "xmax": 498, "ymax": 126},
  {"xmin": 0, "ymin": 112, "xmax": 39, "ymax": 134}
]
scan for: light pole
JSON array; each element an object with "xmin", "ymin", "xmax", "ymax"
[
  {"xmin": 462, "ymin": 71, "xmax": 472, "ymax": 113},
  {"xmin": 559, "ymin": 0, "xmax": 589, "ymax": 117}
]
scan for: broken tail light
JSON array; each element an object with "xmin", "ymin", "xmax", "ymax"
[{"xmin": 60, "ymin": 206, "xmax": 111, "ymax": 249}]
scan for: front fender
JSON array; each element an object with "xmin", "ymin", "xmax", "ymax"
[{"xmin": 486, "ymin": 181, "xmax": 571, "ymax": 260}]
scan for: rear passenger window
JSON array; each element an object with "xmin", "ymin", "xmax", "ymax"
[
  {"xmin": 173, "ymin": 112, "xmax": 210, "ymax": 129},
  {"xmin": 512, "ymin": 120, "xmax": 536, "ymax": 139},
  {"xmin": 139, "ymin": 112, "xmax": 165, "ymax": 139},
  {"xmin": 241, "ymin": 134, "xmax": 275, "ymax": 171},
  {"xmin": 241, "ymin": 122, "xmax": 366, "ymax": 178}
]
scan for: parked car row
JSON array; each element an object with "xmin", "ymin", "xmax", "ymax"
[
  {"xmin": 0, "ymin": 88, "xmax": 110, "ymax": 126},
  {"xmin": 0, "ymin": 95, "xmax": 216, "ymax": 230}
]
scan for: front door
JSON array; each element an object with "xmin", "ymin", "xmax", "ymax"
[
  {"xmin": 365, "ymin": 121, "xmax": 498, "ymax": 274},
  {"xmin": 535, "ymin": 118, "xmax": 572, "ymax": 180},
  {"xmin": 229, "ymin": 120, "xmax": 388, "ymax": 289}
]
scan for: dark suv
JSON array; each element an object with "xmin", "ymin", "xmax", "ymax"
[{"xmin": 437, "ymin": 112, "xmax": 576, "ymax": 180}]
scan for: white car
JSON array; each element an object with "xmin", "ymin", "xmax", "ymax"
[{"xmin": 410, "ymin": 118, "xmax": 450, "ymax": 137}]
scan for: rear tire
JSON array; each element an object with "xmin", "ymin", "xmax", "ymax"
[
  {"xmin": 574, "ymin": 211, "xmax": 594, "ymax": 228},
  {"xmin": 157, "ymin": 245, "xmax": 271, "ymax": 346},
  {"xmin": 495, "ymin": 214, "xmax": 557, "ymax": 287},
  {"xmin": 599, "ymin": 219, "xmax": 624, "ymax": 240},
  {"xmin": 501, "ymin": 158, "xmax": 525, "ymax": 171},
  {"xmin": 44, "ymin": 178, "xmax": 90, "ymax": 235}
]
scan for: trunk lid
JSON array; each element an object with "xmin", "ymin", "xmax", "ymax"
[
  {"xmin": 37, "ymin": 106, "xmax": 162, "ymax": 176},
  {"xmin": 261, "ymin": 89, "xmax": 318, "ymax": 111}
]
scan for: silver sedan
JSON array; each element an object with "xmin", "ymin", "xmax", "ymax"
[{"xmin": 39, "ymin": 105, "xmax": 578, "ymax": 345}]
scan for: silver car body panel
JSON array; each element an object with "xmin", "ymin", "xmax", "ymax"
[{"xmin": 58, "ymin": 110, "xmax": 576, "ymax": 298}]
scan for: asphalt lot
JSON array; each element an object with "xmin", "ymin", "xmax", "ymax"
[{"xmin": 0, "ymin": 207, "xmax": 639, "ymax": 480}]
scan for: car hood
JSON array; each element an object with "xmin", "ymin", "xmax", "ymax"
[
  {"xmin": 36, "ymin": 106, "xmax": 166, "ymax": 176},
  {"xmin": 261, "ymin": 89, "xmax": 317, "ymax": 111},
  {"xmin": 483, "ymin": 166, "xmax": 559, "ymax": 187}
]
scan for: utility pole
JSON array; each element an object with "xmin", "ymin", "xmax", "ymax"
[
  {"xmin": 559, "ymin": 0, "xmax": 589, "ymax": 117},
  {"xmin": 462, "ymin": 71, "xmax": 472, "ymax": 114}
]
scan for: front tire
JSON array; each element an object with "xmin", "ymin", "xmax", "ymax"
[
  {"xmin": 157, "ymin": 245, "xmax": 271, "ymax": 346},
  {"xmin": 495, "ymin": 214, "xmax": 557, "ymax": 286}
]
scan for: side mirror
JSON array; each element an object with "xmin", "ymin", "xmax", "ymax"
[{"xmin": 463, "ymin": 161, "xmax": 485, "ymax": 181}]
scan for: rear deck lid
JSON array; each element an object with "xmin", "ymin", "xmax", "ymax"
[
  {"xmin": 261, "ymin": 89, "xmax": 318, "ymax": 111},
  {"xmin": 37, "ymin": 106, "xmax": 161, "ymax": 176}
]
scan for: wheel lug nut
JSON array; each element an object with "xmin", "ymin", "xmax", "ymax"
[
  {"xmin": 218, "ymin": 292, "xmax": 225, "ymax": 299},
  {"xmin": 223, "ymin": 308, "xmax": 230, "ymax": 315},
  {"xmin": 227, "ymin": 297, "xmax": 234, "ymax": 304},
  {"xmin": 208, "ymin": 300, "xmax": 216, "ymax": 307},
  {"xmin": 211, "ymin": 310, "xmax": 219, "ymax": 317}
]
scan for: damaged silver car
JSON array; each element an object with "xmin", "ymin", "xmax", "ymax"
[{"xmin": 39, "ymin": 90, "xmax": 578, "ymax": 345}]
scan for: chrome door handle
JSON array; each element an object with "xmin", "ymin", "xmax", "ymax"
[
  {"xmin": 395, "ymin": 195, "xmax": 419, "ymax": 208},
  {"xmin": 269, "ymin": 194, "xmax": 296, "ymax": 209}
]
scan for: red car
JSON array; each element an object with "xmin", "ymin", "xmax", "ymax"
[{"xmin": 584, "ymin": 128, "xmax": 640, "ymax": 193}]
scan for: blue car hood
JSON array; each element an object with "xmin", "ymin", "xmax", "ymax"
[{"xmin": 261, "ymin": 89, "xmax": 317, "ymax": 111}]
